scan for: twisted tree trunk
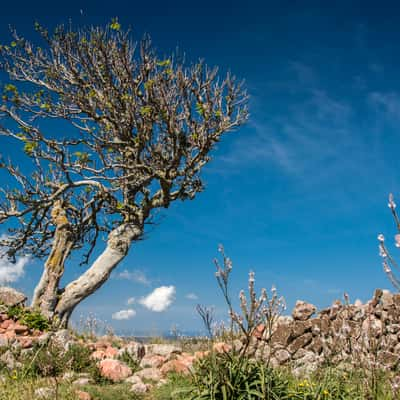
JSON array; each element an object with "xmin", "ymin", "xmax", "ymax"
[
  {"xmin": 54, "ymin": 223, "xmax": 142, "ymax": 327},
  {"xmin": 31, "ymin": 202, "xmax": 142, "ymax": 327},
  {"xmin": 31, "ymin": 201, "xmax": 73, "ymax": 318}
]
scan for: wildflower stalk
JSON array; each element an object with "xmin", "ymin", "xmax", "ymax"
[{"xmin": 378, "ymin": 194, "xmax": 400, "ymax": 291}]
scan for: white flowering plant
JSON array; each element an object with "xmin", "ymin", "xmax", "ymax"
[
  {"xmin": 378, "ymin": 193, "xmax": 400, "ymax": 291},
  {"xmin": 212, "ymin": 245, "xmax": 286, "ymax": 353}
]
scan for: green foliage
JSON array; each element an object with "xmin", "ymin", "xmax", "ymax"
[
  {"xmin": 63, "ymin": 343, "xmax": 94, "ymax": 373},
  {"xmin": 23, "ymin": 141, "xmax": 38, "ymax": 156},
  {"xmin": 144, "ymin": 79, "xmax": 154, "ymax": 91},
  {"xmin": 4, "ymin": 84, "xmax": 17, "ymax": 93},
  {"xmin": 195, "ymin": 102, "xmax": 204, "ymax": 116},
  {"xmin": 117, "ymin": 350, "xmax": 140, "ymax": 374},
  {"xmin": 74, "ymin": 151, "xmax": 92, "ymax": 165},
  {"xmin": 157, "ymin": 59, "xmax": 171, "ymax": 67},
  {"xmin": 186, "ymin": 351, "xmax": 291, "ymax": 400},
  {"xmin": 140, "ymin": 106, "xmax": 152, "ymax": 116},
  {"xmin": 82, "ymin": 383, "xmax": 141, "ymax": 400},
  {"xmin": 21, "ymin": 342, "xmax": 68, "ymax": 378},
  {"xmin": 18, "ymin": 340, "xmax": 104, "ymax": 383},
  {"xmin": 110, "ymin": 18, "xmax": 121, "ymax": 31},
  {"xmin": 6, "ymin": 305, "xmax": 50, "ymax": 331}
]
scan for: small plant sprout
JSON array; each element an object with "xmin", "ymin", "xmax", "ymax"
[{"xmin": 378, "ymin": 194, "xmax": 400, "ymax": 291}]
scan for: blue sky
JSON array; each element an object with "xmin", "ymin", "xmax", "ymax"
[{"xmin": 1, "ymin": 1, "xmax": 400, "ymax": 335}]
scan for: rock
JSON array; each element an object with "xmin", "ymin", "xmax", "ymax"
[
  {"xmin": 125, "ymin": 375, "xmax": 143, "ymax": 384},
  {"xmin": 354, "ymin": 299, "xmax": 363, "ymax": 307},
  {"xmin": 140, "ymin": 354, "xmax": 166, "ymax": 368},
  {"xmin": 288, "ymin": 333, "xmax": 313, "ymax": 354},
  {"xmin": 292, "ymin": 301, "xmax": 316, "ymax": 321},
  {"xmin": 377, "ymin": 351, "xmax": 399, "ymax": 368},
  {"xmin": 307, "ymin": 337, "xmax": 323, "ymax": 354},
  {"xmin": 121, "ymin": 342, "xmax": 145, "ymax": 360},
  {"xmin": 293, "ymin": 351, "xmax": 319, "ymax": 376},
  {"xmin": 291, "ymin": 320, "xmax": 312, "ymax": 339},
  {"xmin": 232, "ymin": 339, "xmax": 243, "ymax": 352},
  {"xmin": 194, "ymin": 350, "xmax": 210, "ymax": 359},
  {"xmin": 104, "ymin": 346, "xmax": 118, "ymax": 358},
  {"xmin": 34, "ymin": 387, "xmax": 55, "ymax": 399},
  {"xmin": 361, "ymin": 316, "xmax": 383, "ymax": 337},
  {"xmin": 17, "ymin": 337, "xmax": 33, "ymax": 349},
  {"xmin": 37, "ymin": 332, "xmax": 51, "ymax": 345},
  {"xmin": 52, "ymin": 329, "xmax": 72, "ymax": 349},
  {"xmin": 252, "ymin": 324, "xmax": 265, "ymax": 339},
  {"xmin": 145, "ymin": 344, "xmax": 182, "ymax": 357},
  {"xmin": 76, "ymin": 390, "xmax": 92, "ymax": 400},
  {"xmin": 0, "ymin": 287, "xmax": 27, "ymax": 306},
  {"xmin": 12, "ymin": 323, "xmax": 28, "ymax": 334},
  {"xmin": 160, "ymin": 359, "xmax": 190, "ymax": 376},
  {"xmin": 273, "ymin": 349, "xmax": 291, "ymax": 364},
  {"xmin": 131, "ymin": 382, "xmax": 148, "ymax": 394},
  {"xmin": 135, "ymin": 367, "xmax": 162, "ymax": 381},
  {"xmin": 98, "ymin": 359, "xmax": 132, "ymax": 382},
  {"xmin": 3, "ymin": 330, "xmax": 16, "ymax": 341},
  {"xmin": 393, "ymin": 294, "xmax": 400, "ymax": 308},
  {"xmin": 0, "ymin": 350, "xmax": 18, "ymax": 370},
  {"xmin": 73, "ymin": 378, "xmax": 92, "ymax": 386},
  {"xmin": 271, "ymin": 324, "xmax": 291, "ymax": 346},
  {"xmin": 176, "ymin": 353, "xmax": 195, "ymax": 368},
  {"xmin": 91, "ymin": 350, "xmax": 107, "ymax": 360},
  {"xmin": 329, "ymin": 300, "xmax": 343, "ymax": 319},
  {"xmin": 62, "ymin": 371, "xmax": 75, "ymax": 380},
  {"xmin": 156, "ymin": 378, "xmax": 168, "ymax": 387},
  {"xmin": 0, "ymin": 334, "xmax": 9, "ymax": 347},
  {"xmin": 213, "ymin": 342, "xmax": 232, "ymax": 353},
  {"xmin": 0, "ymin": 320, "xmax": 12, "ymax": 330},
  {"xmin": 381, "ymin": 290, "xmax": 394, "ymax": 310}
]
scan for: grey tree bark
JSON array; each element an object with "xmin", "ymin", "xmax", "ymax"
[{"xmin": 54, "ymin": 223, "xmax": 142, "ymax": 327}]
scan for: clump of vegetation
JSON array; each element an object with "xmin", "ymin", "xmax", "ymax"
[
  {"xmin": 117, "ymin": 350, "xmax": 140, "ymax": 374},
  {"xmin": 0, "ymin": 340, "xmax": 103, "ymax": 385},
  {"xmin": 6, "ymin": 305, "xmax": 50, "ymax": 331},
  {"xmin": 188, "ymin": 352, "xmax": 291, "ymax": 400}
]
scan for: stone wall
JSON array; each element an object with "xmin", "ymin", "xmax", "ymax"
[{"xmin": 253, "ymin": 289, "xmax": 400, "ymax": 374}]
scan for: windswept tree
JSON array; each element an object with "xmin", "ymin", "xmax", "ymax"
[{"xmin": 0, "ymin": 21, "xmax": 248, "ymax": 326}]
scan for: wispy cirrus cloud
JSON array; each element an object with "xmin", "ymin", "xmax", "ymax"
[
  {"xmin": 218, "ymin": 61, "xmax": 379, "ymax": 193},
  {"xmin": 115, "ymin": 269, "xmax": 151, "ymax": 286},
  {"xmin": 126, "ymin": 297, "xmax": 135, "ymax": 305},
  {"xmin": 185, "ymin": 292, "xmax": 198, "ymax": 300},
  {"xmin": 368, "ymin": 91, "xmax": 400, "ymax": 117}
]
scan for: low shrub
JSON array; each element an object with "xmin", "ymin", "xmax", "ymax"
[
  {"xmin": 6, "ymin": 305, "xmax": 50, "ymax": 331},
  {"xmin": 117, "ymin": 350, "xmax": 140, "ymax": 374},
  {"xmin": 186, "ymin": 351, "xmax": 291, "ymax": 400}
]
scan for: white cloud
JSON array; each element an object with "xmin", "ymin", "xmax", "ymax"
[
  {"xmin": 139, "ymin": 286, "xmax": 176, "ymax": 312},
  {"xmin": 112, "ymin": 309, "xmax": 136, "ymax": 320},
  {"xmin": 126, "ymin": 297, "xmax": 135, "ymax": 305},
  {"xmin": 0, "ymin": 256, "xmax": 29, "ymax": 285},
  {"xmin": 116, "ymin": 269, "xmax": 151, "ymax": 285},
  {"xmin": 185, "ymin": 293, "xmax": 198, "ymax": 300}
]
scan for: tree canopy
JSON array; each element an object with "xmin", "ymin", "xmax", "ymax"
[{"xmin": 0, "ymin": 20, "xmax": 248, "ymax": 325}]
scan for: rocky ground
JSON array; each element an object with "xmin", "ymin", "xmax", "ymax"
[{"xmin": 1, "ymin": 286, "xmax": 400, "ymax": 399}]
